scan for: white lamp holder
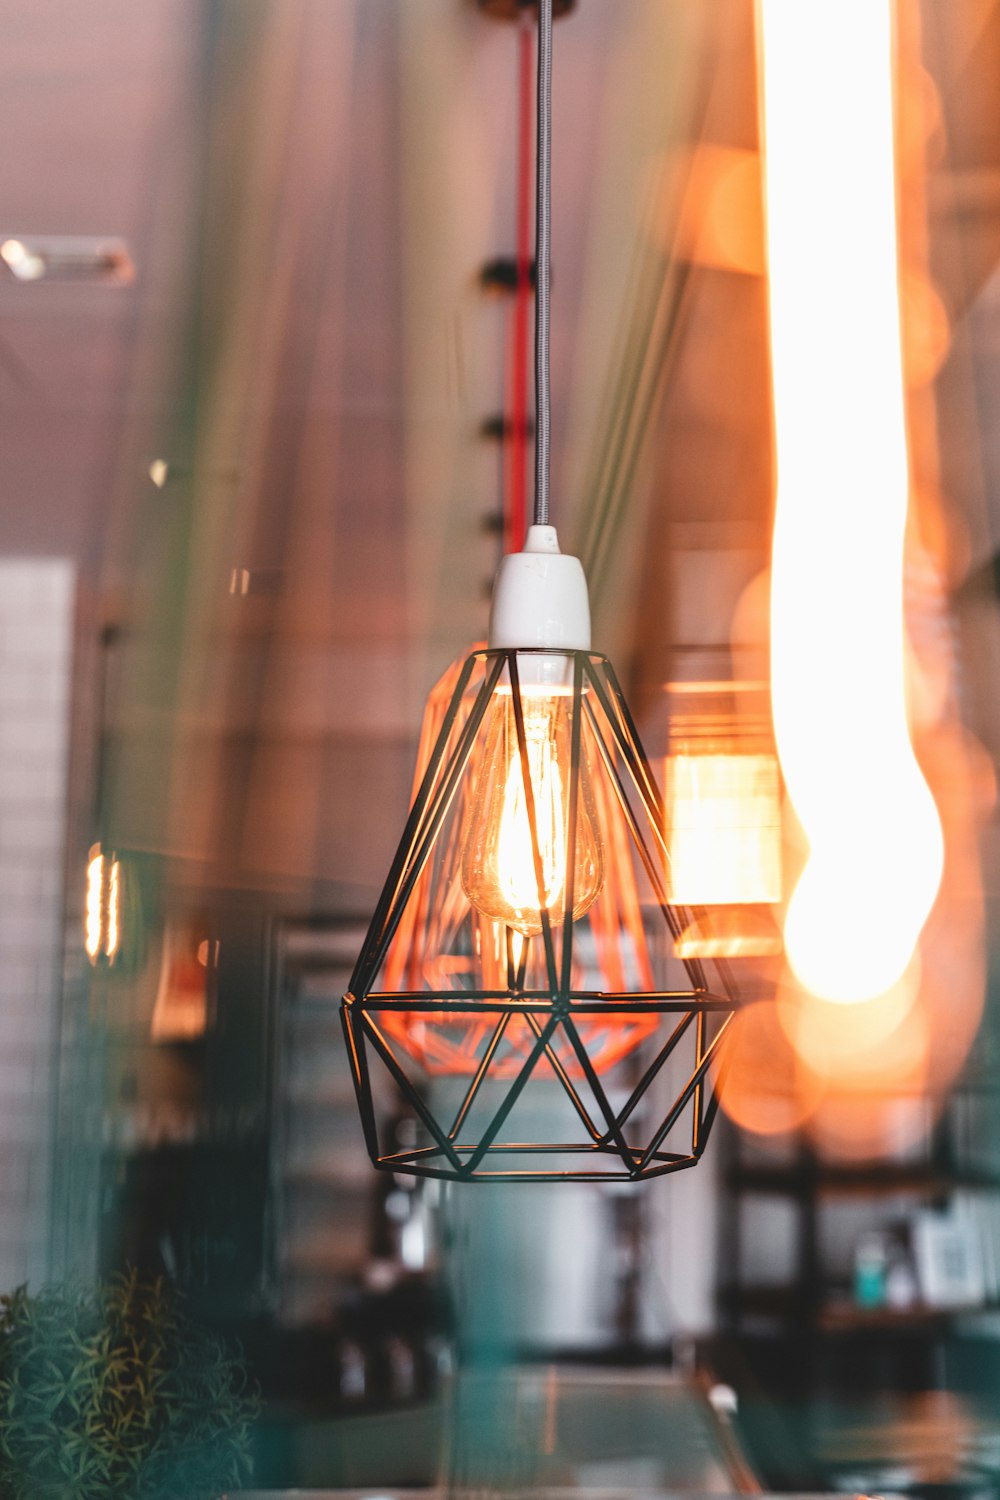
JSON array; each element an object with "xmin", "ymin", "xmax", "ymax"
[{"xmin": 488, "ymin": 525, "xmax": 591, "ymax": 688}]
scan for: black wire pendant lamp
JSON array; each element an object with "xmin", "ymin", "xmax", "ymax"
[{"xmin": 342, "ymin": 0, "xmax": 739, "ymax": 1182}]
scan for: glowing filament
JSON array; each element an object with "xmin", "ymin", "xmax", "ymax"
[
  {"xmin": 461, "ymin": 691, "xmax": 604, "ymax": 938},
  {"xmin": 497, "ymin": 722, "xmax": 565, "ymax": 913}
]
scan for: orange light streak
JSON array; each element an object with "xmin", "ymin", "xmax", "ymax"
[
  {"xmin": 85, "ymin": 846, "xmax": 104, "ymax": 961},
  {"xmin": 758, "ymin": 0, "xmax": 943, "ymax": 1004}
]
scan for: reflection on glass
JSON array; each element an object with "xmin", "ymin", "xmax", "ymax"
[{"xmin": 664, "ymin": 679, "xmax": 782, "ymax": 959}]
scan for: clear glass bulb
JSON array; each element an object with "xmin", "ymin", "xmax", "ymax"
[{"xmin": 461, "ymin": 690, "xmax": 605, "ymax": 937}]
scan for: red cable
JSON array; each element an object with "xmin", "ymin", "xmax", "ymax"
[{"xmin": 507, "ymin": 15, "xmax": 534, "ymax": 555}]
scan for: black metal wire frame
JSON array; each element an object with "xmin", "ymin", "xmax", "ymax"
[{"xmin": 341, "ymin": 648, "xmax": 740, "ymax": 1183}]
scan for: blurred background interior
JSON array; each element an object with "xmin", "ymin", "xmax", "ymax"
[{"xmin": 3, "ymin": 0, "xmax": 1000, "ymax": 1493}]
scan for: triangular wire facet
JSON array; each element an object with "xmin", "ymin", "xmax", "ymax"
[
  {"xmin": 559, "ymin": 1015, "xmax": 639, "ymax": 1172},
  {"xmin": 462, "ymin": 1014, "xmax": 561, "ymax": 1174}
]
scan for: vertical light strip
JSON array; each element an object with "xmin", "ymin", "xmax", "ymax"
[
  {"xmin": 105, "ymin": 859, "xmax": 121, "ymax": 961},
  {"xmin": 85, "ymin": 847, "xmax": 104, "ymax": 961},
  {"xmin": 758, "ymin": 0, "xmax": 943, "ymax": 1002}
]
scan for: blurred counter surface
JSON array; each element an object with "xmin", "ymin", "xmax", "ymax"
[
  {"xmin": 246, "ymin": 1364, "xmax": 761, "ymax": 1495},
  {"xmin": 237, "ymin": 1493, "xmax": 841, "ymax": 1499},
  {"xmin": 239, "ymin": 1345, "xmax": 1000, "ymax": 1495}
]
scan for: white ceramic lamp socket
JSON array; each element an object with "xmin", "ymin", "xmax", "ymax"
[{"xmin": 488, "ymin": 525, "xmax": 591, "ymax": 688}]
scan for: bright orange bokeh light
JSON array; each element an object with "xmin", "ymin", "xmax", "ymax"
[
  {"xmin": 758, "ymin": 0, "xmax": 944, "ymax": 1005},
  {"xmin": 776, "ymin": 961, "xmax": 923, "ymax": 1083},
  {"xmin": 720, "ymin": 1000, "xmax": 824, "ymax": 1138}
]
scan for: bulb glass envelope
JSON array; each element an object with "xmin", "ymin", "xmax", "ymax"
[
  {"xmin": 380, "ymin": 648, "xmax": 659, "ymax": 1075},
  {"xmin": 342, "ymin": 647, "xmax": 739, "ymax": 1183}
]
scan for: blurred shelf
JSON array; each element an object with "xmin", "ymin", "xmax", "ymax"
[
  {"xmin": 280, "ymin": 1240, "xmax": 370, "ymax": 1277},
  {"xmin": 723, "ymin": 1283, "xmax": 1000, "ymax": 1332},
  {"xmin": 816, "ymin": 1302, "xmax": 1000, "ymax": 1332},
  {"xmin": 284, "ymin": 1163, "xmax": 374, "ymax": 1191},
  {"xmin": 728, "ymin": 1162, "xmax": 1000, "ymax": 1199},
  {"xmin": 286, "ymin": 1089, "xmax": 360, "ymax": 1113}
]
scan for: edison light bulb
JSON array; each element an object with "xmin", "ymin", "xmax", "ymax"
[{"xmin": 461, "ymin": 690, "xmax": 604, "ymax": 936}]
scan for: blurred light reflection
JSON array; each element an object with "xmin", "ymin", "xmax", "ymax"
[
  {"xmin": 664, "ymin": 678, "xmax": 783, "ymax": 959},
  {"xmin": 758, "ymin": 0, "xmax": 944, "ymax": 1005}
]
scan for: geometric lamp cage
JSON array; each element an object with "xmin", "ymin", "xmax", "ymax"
[
  {"xmin": 380, "ymin": 647, "xmax": 660, "ymax": 1075},
  {"xmin": 342, "ymin": 646, "xmax": 740, "ymax": 1183}
]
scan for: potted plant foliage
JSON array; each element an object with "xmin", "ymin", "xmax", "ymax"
[{"xmin": 0, "ymin": 1268, "xmax": 258, "ymax": 1499}]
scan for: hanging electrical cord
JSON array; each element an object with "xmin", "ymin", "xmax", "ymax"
[
  {"xmin": 533, "ymin": 0, "xmax": 553, "ymax": 529},
  {"xmin": 505, "ymin": 13, "xmax": 534, "ymax": 555}
]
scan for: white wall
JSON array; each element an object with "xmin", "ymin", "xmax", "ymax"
[{"xmin": 0, "ymin": 559, "xmax": 74, "ymax": 1290}]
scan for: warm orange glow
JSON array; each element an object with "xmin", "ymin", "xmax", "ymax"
[
  {"xmin": 380, "ymin": 650, "xmax": 658, "ymax": 1076},
  {"xmin": 674, "ymin": 908, "xmax": 781, "ymax": 961},
  {"xmin": 662, "ymin": 146, "xmax": 766, "ymax": 277},
  {"xmin": 663, "ymin": 679, "xmax": 782, "ymax": 958},
  {"xmin": 85, "ymin": 846, "xmax": 104, "ymax": 961},
  {"xmin": 749, "ymin": 720, "xmax": 988, "ymax": 1153},
  {"xmin": 85, "ymin": 843, "xmax": 122, "ymax": 965},
  {"xmin": 899, "ymin": 270, "xmax": 951, "ymax": 388},
  {"xmin": 461, "ymin": 690, "xmax": 604, "ymax": 938},
  {"xmin": 777, "ymin": 962, "xmax": 923, "ymax": 1083},
  {"xmin": 106, "ymin": 858, "xmax": 121, "ymax": 960},
  {"xmin": 720, "ymin": 1001, "xmax": 823, "ymax": 1138},
  {"xmin": 665, "ymin": 751, "xmax": 781, "ymax": 907},
  {"xmin": 497, "ymin": 717, "xmax": 567, "ymax": 917},
  {"xmin": 758, "ymin": 0, "xmax": 944, "ymax": 1004}
]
